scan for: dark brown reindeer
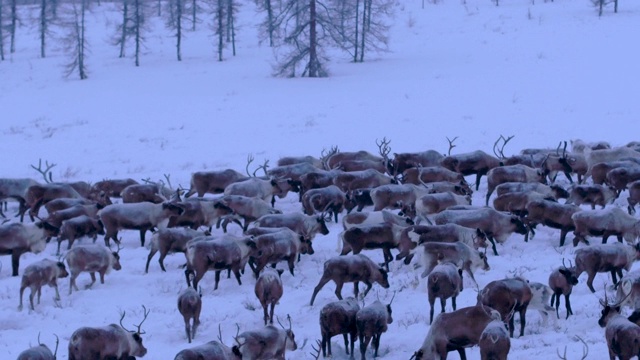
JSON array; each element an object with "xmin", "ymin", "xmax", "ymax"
[
  {"xmin": 309, "ymin": 254, "xmax": 390, "ymax": 306},
  {"xmin": 319, "ymin": 297, "xmax": 360, "ymax": 358},
  {"xmin": 356, "ymin": 295, "xmax": 395, "ymax": 360},
  {"xmin": 598, "ymin": 290, "xmax": 640, "ymax": 360},
  {"xmin": 548, "ymin": 260, "xmax": 579, "ymax": 319},
  {"xmin": 254, "ymin": 268, "xmax": 284, "ymax": 325},
  {"xmin": 481, "ymin": 277, "xmax": 532, "ymax": 338},
  {"xmin": 68, "ymin": 306, "xmax": 150, "ymax": 360}
]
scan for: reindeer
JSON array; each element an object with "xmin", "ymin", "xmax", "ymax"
[
  {"xmin": 326, "ymin": 138, "xmax": 392, "ymax": 173},
  {"xmin": 566, "ymin": 184, "xmax": 617, "ymax": 210},
  {"xmin": 309, "ymin": 254, "xmax": 390, "ymax": 306},
  {"xmin": 217, "ymin": 195, "xmax": 281, "ymax": 232},
  {"xmin": 419, "ymin": 241, "xmax": 489, "ymax": 286},
  {"xmin": 549, "ymin": 260, "xmax": 579, "ymax": 319},
  {"xmin": 342, "ymin": 210, "xmax": 414, "ymax": 231},
  {"xmin": 332, "ymin": 169, "xmax": 396, "ymax": 192},
  {"xmin": 276, "ymin": 155, "xmax": 324, "ymax": 168},
  {"xmin": 301, "ymin": 185, "xmax": 347, "ymax": 223},
  {"xmin": 0, "ymin": 222, "xmax": 54, "ymax": 276},
  {"xmin": 627, "ymin": 180, "xmax": 640, "ymax": 215},
  {"xmin": 178, "ymin": 287, "xmax": 202, "ymax": 343},
  {"xmin": 319, "ymin": 297, "xmax": 360, "ymax": 357},
  {"xmin": 0, "ymin": 178, "xmax": 39, "ymax": 222},
  {"xmin": 253, "ymin": 212, "xmax": 330, "ymax": 243},
  {"xmin": 478, "ymin": 319, "xmax": 511, "ymax": 360},
  {"xmin": 591, "ymin": 160, "xmax": 640, "ymax": 185},
  {"xmin": 485, "ymin": 164, "xmax": 546, "ymax": 206},
  {"xmin": 606, "ymin": 166, "xmax": 640, "ymax": 195},
  {"xmin": 440, "ymin": 149, "xmax": 503, "ymax": 191},
  {"xmin": 495, "ymin": 182, "xmax": 569, "ymax": 200},
  {"xmin": 66, "ymin": 244, "xmax": 122, "ymax": 295},
  {"xmin": 390, "ymin": 150, "xmax": 444, "ymax": 177},
  {"xmin": 185, "ymin": 169, "xmax": 250, "ymax": 198},
  {"xmin": 224, "ymin": 177, "xmax": 295, "ymax": 208},
  {"xmin": 339, "ymin": 223, "xmax": 408, "ymax": 270},
  {"xmin": 598, "ymin": 290, "xmax": 640, "ymax": 360},
  {"xmin": 401, "ymin": 166, "xmax": 468, "ymax": 187},
  {"xmin": 356, "ymin": 296, "xmax": 394, "ymax": 360},
  {"xmin": 145, "ymin": 228, "xmax": 209, "ymax": 273},
  {"xmin": 481, "ymin": 277, "xmax": 533, "ymax": 338},
  {"xmin": 254, "ymin": 268, "xmax": 284, "ymax": 325},
  {"xmin": 369, "ymin": 183, "xmax": 430, "ymax": 212},
  {"xmin": 526, "ymin": 199, "xmax": 581, "ymax": 247},
  {"xmin": 68, "ymin": 306, "xmax": 150, "ymax": 360},
  {"xmin": 121, "ymin": 183, "xmax": 172, "ymax": 203},
  {"xmin": 175, "ymin": 339, "xmax": 240, "ymax": 360},
  {"xmin": 17, "ymin": 334, "xmax": 59, "ymax": 360},
  {"xmin": 18, "ymin": 258, "xmax": 69, "ymax": 311},
  {"xmin": 411, "ymin": 295, "xmax": 502, "ymax": 360},
  {"xmin": 427, "ymin": 262, "xmax": 463, "ymax": 324},
  {"xmin": 571, "ymin": 207, "xmax": 640, "ymax": 246},
  {"xmin": 574, "ymin": 242, "xmax": 640, "ymax": 292},
  {"xmin": 232, "ymin": 318, "xmax": 297, "ymax": 360},
  {"xmin": 91, "ymin": 178, "xmax": 139, "ymax": 198},
  {"xmin": 404, "ymin": 192, "xmax": 472, "ymax": 224},
  {"xmin": 396, "ymin": 224, "xmax": 487, "ymax": 265},
  {"xmin": 99, "ymin": 201, "xmax": 185, "ymax": 247},
  {"xmin": 250, "ymin": 228, "xmax": 307, "ymax": 276}
]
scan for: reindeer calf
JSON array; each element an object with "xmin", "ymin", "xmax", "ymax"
[
  {"xmin": 356, "ymin": 299, "xmax": 394, "ymax": 360},
  {"xmin": 254, "ymin": 268, "xmax": 284, "ymax": 325},
  {"xmin": 319, "ymin": 297, "xmax": 360, "ymax": 357},
  {"xmin": 19, "ymin": 259, "xmax": 69, "ymax": 311},
  {"xmin": 178, "ymin": 287, "xmax": 202, "ymax": 343}
]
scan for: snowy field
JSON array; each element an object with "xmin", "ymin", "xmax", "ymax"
[{"xmin": 1, "ymin": 0, "xmax": 640, "ymax": 358}]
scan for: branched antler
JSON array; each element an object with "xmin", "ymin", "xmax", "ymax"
[
  {"xmin": 446, "ymin": 136, "xmax": 459, "ymax": 156},
  {"xmin": 376, "ymin": 137, "xmax": 392, "ymax": 161},
  {"xmin": 31, "ymin": 158, "xmax": 56, "ymax": 183},
  {"xmin": 135, "ymin": 305, "xmax": 150, "ymax": 334},
  {"xmin": 253, "ymin": 159, "xmax": 270, "ymax": 177},
  {"xmin": 492, "ymin": 135, "xmax": 515, "ymax": 159},
  {"xmin": 246, "ymin": 154, "xmax": 255, "ymax": 177},
  {"xmin": 309, "ymin": 339, "xmax": 322, "ymax": 359}
]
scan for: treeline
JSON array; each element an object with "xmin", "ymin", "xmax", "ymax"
[{"xmin": 0, "ymin": 0, "xmax": 398, "ymax": 79}]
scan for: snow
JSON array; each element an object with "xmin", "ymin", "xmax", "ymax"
[{"xmin": 1, "ymin": 0, "xmax": 639, "ymax": 358}]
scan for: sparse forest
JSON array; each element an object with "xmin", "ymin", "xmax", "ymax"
[{"xmin": 0, "ymin": 0, "xmax": 398, "ymax": 78}]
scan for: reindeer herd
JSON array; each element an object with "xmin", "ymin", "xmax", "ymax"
[{"xmin": 3, "ymin": 137, "xmax": 640, "ymax": 359}]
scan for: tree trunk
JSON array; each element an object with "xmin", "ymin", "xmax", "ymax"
[
  {"xmin": 266, "ymin": 0, "xmax": 273, "ymax": 47},
  {"xmin": 359, "ymin": 0, "xmax": 367, "ymax": 62},
  {"xmin": 308, "ymin": 0, "xmax": 318, "ymax": 77},
  {"xmin": 0, "ymin": 0, "xmax": 4, "ymax": 60},
  {"xmin": 176, "ymin": 0, "xmax": 182, "ymax": 61},
  {"xmin": 40, "ymin": 0, "xmax": 47, "ymax": 58},
  {"xmin": 10, "ymin": 0, "xmax": 17, "ymax": 53},
  {"xmin": 134, "ymin": 0, "xmax": 141, "ymax": 66},
  {"xmin": 354, "ymin": 0, "xmax": 359, "ymax": 63},
  {"xmin": 191, "ymin": 0, "xmax": 196, "ymax": 30},
  {"xmin": 79, "ymin": 0, "xmax": 87, "ymax": 79},
  {"xmin": 217, "ymin": 0, "xmax": 223, "ymax": 61},
  {"xmin": 119, "ymin": 0, "xmax": 129, "ymax": 58}
]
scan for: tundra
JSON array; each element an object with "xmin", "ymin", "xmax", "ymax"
[
  {"xmin": 217, "ymin": 195, "xmax": 281, "ymax": 232},
  {"xmin": 91, "ymin": 178, "xmax": 139, "ymax": 197},
  {"xmin": 253, "ymin": 212, "xmax": 330, "ymax": 242},
  {"xmin": 185, "ymin": 169, "xmax": 249, "ymax": 198},
  {"xmin": 574, "ymin": 242, "xmax": 640, "ymax": 292},
  {"xmin": 598, "ymin": 291, "xmax": 640, "ymax": 360},
  {"xmin": 356, "ymin": 298, "xmax": 394, "ymax": 360},
  {"xmin": 332, "ymin": 169, "xmax": 396, "ymax": 192},
  {"xmin": 525, "ymin": 199, "xmax": 581, "ymax": 247},
  {"xmin": 548, "ymin": 260, "xmax": 579, "ymax": 319},
  {"xmin": 254, "ymin": 268, "xmax": 284, "ymax": 325},
  {"xmin": 232, "ymin": 322, "xmax": 297, "ymax": 360},
  {"xmin": 566, "ymin": 184, "xmax": 617, "ymax": 210},
  {"xmin": 68, "ymin": 307, "xmax": 149, "ymax": 360},
  {"xmin": 396, "ymin": 224, "xmax": 487, "ymax": 265},
  {"xmin": 309, "ymin": 254, "xmax": 390, "ymax": 306},
  {"xmin": 427, "ymin": 261, "xmax": 463, "ymax": 324},
  {"xmin": 66, "ymin": 244, "xmax": 122, "ymax": 295},
  {"xmin": 0, "ymin": 222, "xmax": 52, "ymax": 276},
  {"xmin": 478, "ymin": 319, "xmax": 511, "ymax": 360},
  {"xmin": 434, "ymin": 207, "xmax": 529, "ymax": 256},
  {"xmin": 390, "ymin": 150, "xmax": 444, "ymax": 176},
  {"xmin": 301, "ymin": 185, "xmax": 347, "ymax": 223},
  {"xmin": 184, "ymin": 234, "xmax": 257, "ymax": 290},
  {"xmin": 485, "ymin": 164, "xmax": 546, "ymax": 206},
  {"xmin": 223, "ymin": 177, "xmax": 294, "ymax": 207},
  {"xmin": 339, "ymin": 223, "xmax": 408, "ymax": 270},
  {"xmin": 250, "ymin": 228, "xmax": 306, "ymax": 276},
  {"xmin": 319, "ymin": 297, "xmax": 360, "ymax": 357},
  {"xmin": 571, "ymin": 207, "xmax": 640, "ymax": 246},
  {"xmin": 481, "ymin": 277, "xmax": 533, "ymax": 337},
  {"xmin": 174, "ymin": 340, "xmax": 240, "ymax": 360},
  {"xmin": 18, "ymin": 258, "xmax": 69, "ymax": 311},
  {"xmin": 440, "ymin": 150, "xmax": 502, "ymax": 191},
  {"xmin": 145, "ymin": 228, "xmax": 208, "ymax": 273},
  {"xmin": 410, "ymin": 296, "xmax": 502, "ymax": 360},
  {"xmin": 177, "ymin": 287, "xmax": 202, "ymax": 343},
  {"xmin": 99, "ymin": 201, "xmax": 185, "ymax": 247},
  {"xmin": 419, "ymin": 241, "xmax": 489, "ymax": 285}
]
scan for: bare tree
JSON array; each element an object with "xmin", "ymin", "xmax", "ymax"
[
  {"xmin": 62, "ymin": 0, "xmax": 90, "ymax": 79},
  {"xmin": 0, "ymin": 0, "xmax": 6, "ymax": 60},
  {"xmin": 254, "ymin": 0, "xmax": 281, "ymax": 47},
  {"xmin": 273, "ymin": 0, "xmax": 333, "ymax": 77},
  {"xmin": 113, "ymin": 0, "xmax": 148, "ymax": 66},
  {"xmin": 9, "ymin": 0, "xmax": 17, "ymax": 53},
  {"xmin": 165, "ymin": 0, "xmax": 189, "ymax": 61},
  {"xmin": 38, "ymin": 0, "xmax": 57, "ymax": 58},
  {"xmin": 210, "ymin": 0, "xmax": 224, "ymax": 61},
  {"xmin": 225, "ymin": 0, "xmax": 238, "ymax": 56}
]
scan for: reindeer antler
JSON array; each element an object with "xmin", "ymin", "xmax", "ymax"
[
  {"xmin": 376, "ymin": 137, "xmax": 392, "ymax": 163},
  {"xmin": 246, "ymin": 154, "xmax": 255, "ymax": 177},
  {"xmin": 253, "ymin": 159, "xmax": 270, "ymax": 177},
  {"xmin": 309, "ymin": 339, "xmax": 322, "ymax": 359},
  {"xmin": 30, "ymin": 158, "xmax": 56, "ymax": 183},
  {"xmin": 446, "ymin": 136, "xmax": 459, "ymax": 156},
  {"xmin": 134, "ymin": 305, "xmax": 150, "ymax": 334},
  {"xmin": 492, "ymin": 135, "xmax": 515, "ymax": 159}
]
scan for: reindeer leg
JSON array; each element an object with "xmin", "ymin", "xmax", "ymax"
[
  {"xmin": 586, "ymin": 272, "xmax": 596, "ymax": 293},
  {"xmin": 487, "ymin": 236, "xmax": 499, "ymax": 256},
  {"xmin": 87, "ymin": 272, "xmax": 97, "ymax": 288},
  {"xmin": 360, "ymin": 335, "xmax": 371, "ymax": 360},
  {"xmin": 611, "ymin": 270, "xmax": 619, "ymax": 285},
  {"xmin": 11, "ymin": 251, "xmax": 21, "ymax": 276},
  {"xmin": 565, "ymin": 294, "xmax": 573, "ymax": 318},
  {"xmin": 457, "ymin": 348, "xmax": 468, "ymax": 360},
  {"xmin": 310, "ymin": 276, "xmax": 331, "ymax": 306},
  {"xmin": 519, "ymin": 309, "xmax": 526, "ymax": 337},
  {"xmin": 213, "ymin": 270, "xmax": 221, "ymax": 290},
  {"xmin": 429, "ymin": 296, "xmax": 435, "ymax": 324},
  {"xmin": 185, "ymin": 319, "xmax": 192, "ymax": 343},
  {"xmin": 475, "ymin": 174, "xmax": 482, "ymax": 191}
]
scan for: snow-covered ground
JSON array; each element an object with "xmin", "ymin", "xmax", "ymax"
[{"xmin": 1, "ymin": 0, "xmax": 639, "ymax": 358}]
